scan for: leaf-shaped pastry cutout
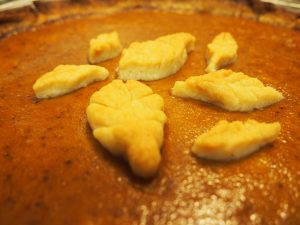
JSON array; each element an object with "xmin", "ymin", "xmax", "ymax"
[
  {"xmin": 33, "ymin": 65, "xmax": 109, "ymax": 99},
  {"xmin": 86, "ymin": 80, "xmax": 167, "ymax": 178},
  {"xmin": 205, "ymin": 32, "xmax": 238, "ymax": 73},
  {"xmin": 118, "ymin": 32, "xmax": 195, "ymax": 81},
  {"xmin": 88, "ymin": 31, "xmax": 122, "ymax": 64},
  {"xmin": 172, "ymin": 69, "xmax": 284, "ymax": 112},
  {"xmin": 192, "ymin": 120, "xmax": 281, "ymax": 160}
]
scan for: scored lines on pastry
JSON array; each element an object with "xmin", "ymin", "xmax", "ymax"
[
  {"xmin": 117, "ymin": 32, "xmax": 196, "ymax": 81},
  {"xmin": 33, "ymin": 65, "xmax": 109, "ymax": 99},
  {"xmin": 191, "ymin": 119, "xmax": 281, "ymax": 161},
  {"xmin": 171, "ymin": 69, "xmax": 284, "ymax": 112},
  {"xmin": 86, "ymin": 80, "xmax": 167, "ymax": 178},
  {"xmin": 205, "ymin": 32, "xmax": 238, "ymax": 73},
  {"xmin": 88, "ymin": 31, "xmax": 122, "ymax": 64}
]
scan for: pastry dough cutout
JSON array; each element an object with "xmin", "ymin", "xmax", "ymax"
[
  {"xmin": 33, "ymin": 65, "xmax": 109, "ymax": 99},
  {"xmin": 192, "ymin": 120, "xmax": 281, "ymax": 161},
  {"xmin": 171, "ymin": 69, "xmax": 284, "ymax": 112},
  {"xmin": 88, "ymin": 31, "xmax": 122, "ymax": 64},
  {"xmin": 86, "ymin": 80, "xmax": 167, "ymax": 178},
  {"xmin": 205, "ymin": 32, "xmax": 238, "ymax": 73},
  {"xmin": 117, "ymin": 32, "xmax": 195, "ymax": 81}
]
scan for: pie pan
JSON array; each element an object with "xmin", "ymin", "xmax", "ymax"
[{"xmin": 0, "ymin": 1, "xmax": 300, "ymax": 224}]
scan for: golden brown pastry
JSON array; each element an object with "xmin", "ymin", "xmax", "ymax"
[
  {"xmin": 88, "ymin": 31, "xmax": 122, "ymax": 64},
  {"xmin": 171, "ymin": 69, "xmax": 284, "ymax": 111},
  {"xmin": 86, "ymin": 79, "xmax": 167, "ymax": 178},
  {"xmin": 205, "ymin": 32, "xmax": 238, "ymax": 73},
  {"xmin": 117, "ymin": 32, "xmax": 195, "ymax": 81},
  {"xmin": 192, "ymin": 119, "xmax": 281, "ymax": 160},
  {"xmin": 33, "ymin": 65, "xmax": 109, "ymax": 99}
]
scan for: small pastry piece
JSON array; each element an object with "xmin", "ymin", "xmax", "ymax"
[
  {"xmin": 205, "ymin": 32, "xmax": 238, "ymax": 73},
  {"xmin": 192, "ymin": 120, "xmax": 281, "ymax": 161},
  {"xmin": 86, "ymin": 80, "xmax": 167, "ymax": 178},
  {"xmin": 117, "ymin": 32, "xmax": 195, "ymax": 81},
  {"xmin": 88, "ymin": 31, "xmax": 122, "ymax": 64},
  {"xmin": 33, "ymin": 65, "xmax": 109, "ymax": 99},
  {"xmin": 171, "ymin": 69, "xmax": 284, "ymax": 112}
]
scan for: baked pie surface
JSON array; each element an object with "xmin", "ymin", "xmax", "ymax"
[{"xmin": 0, "ymin": 8, "xmax": 300, "ymax": 225}]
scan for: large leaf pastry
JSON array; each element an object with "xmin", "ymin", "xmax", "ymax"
[{"xmin": 86, "ymin": 80, "xmax": 167, "ymax": 178}]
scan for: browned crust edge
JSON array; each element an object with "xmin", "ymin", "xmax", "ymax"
[{"xmin": 0, "ymin": 0, "xmax": 299, "ymax": 39}]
